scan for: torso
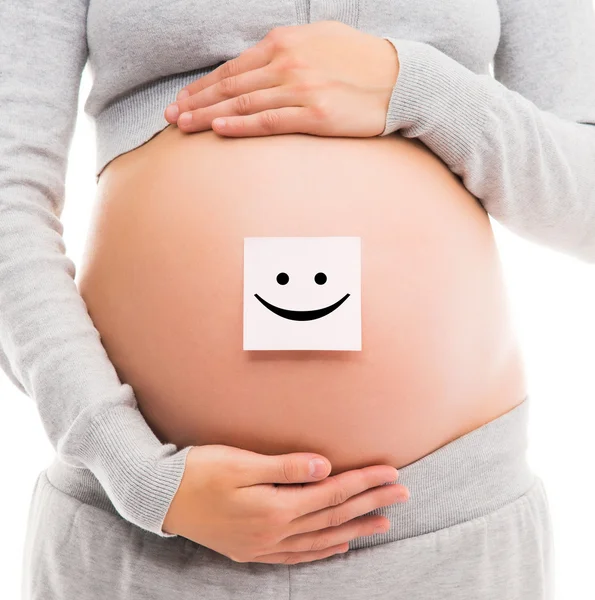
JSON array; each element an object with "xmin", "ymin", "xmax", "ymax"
[{"xmin": 78, "ymin": 124, "xmax": 527, "ymax": 476}]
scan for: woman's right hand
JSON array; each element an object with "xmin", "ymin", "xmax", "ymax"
[{"xmin": 162, "ymin": 444, "xmax": 409, "ymax": 564}]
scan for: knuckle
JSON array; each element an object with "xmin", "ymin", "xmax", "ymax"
[
  {"xmin": 277, "ymin": 54, "xmax": 309, "ymax": 74},
  {"xmin": 234, "ymin": 93, "xmax": 252, "ymax": 115},
  {"xmin": 309, "ymin": 98, "xmax": 331, "ymax": 121},
  {"xmin": 265, "ymin": 26, "xmax": 291, "ymax": 50},
  {"xmin": 221, "ymin": 58, "xmax": 241, "ymax": 79},
  {"xmin": 309, "ymin": 535, "xmax": 331, "ymax": 553},
  {"xmin": 185, "ymin": 95, "xmax": 199, "ymax": 111},
  {"xmin": 327, "ymin": 509, "xmax": 347, "ymax": 528},
  {"xmin": 282, "ymin": 553, "xmax": 301, "ymax": 565},
  {"xmin": 260, "ymin": 110, "xmax": 282, "ymax": 132},
  {"xmin": 328, "ymin": 481, "xmax": 350, "ymax": 507},
  {"xmin": 280, "ymin": 459, "xmax": 298, "ymax": 484},
  {"xmin": 219, "ymin": 75, "xmax": 238, "ymax": 97},
  {"xmin": 291, "ymin": 78, "xmax": 317, "ymax": 95}
]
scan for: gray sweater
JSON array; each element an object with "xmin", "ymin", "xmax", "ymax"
[{"xmin": 1, "ymin": 0, "xmax": 594, "ymax": 537}]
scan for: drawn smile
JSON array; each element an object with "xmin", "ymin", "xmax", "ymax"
[{"xmin": 254, "ymin": 293, "xmax": 351, "ymax": 321}]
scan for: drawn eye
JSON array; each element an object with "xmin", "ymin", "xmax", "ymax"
[
  {"xmin": 314, "ymin": 272, "xmax": 327, "ymax": 285},
  {"xmin": 276, "ymin": 272, "xmax": 289, "ymax": 285}
]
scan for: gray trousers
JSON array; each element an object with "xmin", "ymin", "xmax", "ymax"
[{"xmin": 21, "ymin": 395, "xmax": 555, "ymax": 599}]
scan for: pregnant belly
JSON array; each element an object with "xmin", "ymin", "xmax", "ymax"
[{"xmin": 77, "ymin": 124, "xmax": 527, "ymax": 476}]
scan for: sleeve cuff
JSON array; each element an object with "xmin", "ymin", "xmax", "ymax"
[
  {"xmin": 379, "ymin": 37, "xmax": 492, "ymax": 167},
  {"xmin": 74, "ymin": 397, "xmax": 192, "ymax": 538}
]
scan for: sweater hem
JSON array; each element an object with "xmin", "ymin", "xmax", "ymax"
[{"xmin": 94, "ymin": 66, "xmax": 220, "ymax": 179}]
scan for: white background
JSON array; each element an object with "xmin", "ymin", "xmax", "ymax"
[{"xmin": 2, "ymin": 42, "xmax": 595, "ymax": 599}]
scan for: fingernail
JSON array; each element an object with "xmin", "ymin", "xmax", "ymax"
[
  {"xmin": 179, "ymin": 112, "xmax": 192, "ymax": 126},
  {"xmin": 309, "ymin": 459, "xmax": 328, "ymax": 477},
  {"xmin": 177, "ymin": 89, "xmax": 190, "ymax": 101},
  {"xmin": 373, "ymin": 526, "xmax": 387, "ymax": 534},
  {"xmin": 165, "ymin": 104, "xmax": 179, "ymax": 120}
]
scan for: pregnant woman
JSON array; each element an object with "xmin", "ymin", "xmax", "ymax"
[{"xmin": 2, "ymin": 1, "xmax": 594, "ymax": 598}]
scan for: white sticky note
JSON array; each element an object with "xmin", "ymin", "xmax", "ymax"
[{"xmin": 243, "ymin": 237, "xmax": 361, "ymax": 351}]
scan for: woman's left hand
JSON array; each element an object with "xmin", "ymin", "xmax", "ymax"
[{"xmin": 164, "ymin": 20, "xmax": 400, "ymax": 138}]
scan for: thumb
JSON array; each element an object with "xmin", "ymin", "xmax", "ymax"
[{"xmin": 243, "ymin": 452, "xmax": 332, "ymax": 486}]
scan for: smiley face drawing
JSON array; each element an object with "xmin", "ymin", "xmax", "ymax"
[
  {"xmin": 254, "ymin": 270, "xmax": 351, "ymax": 322},
  {"xmin": 243, "ymin": 237, "xmax": 361, "ymax": 351}
]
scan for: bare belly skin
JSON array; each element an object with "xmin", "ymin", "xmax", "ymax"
[{"xmin": 77, "ymin": 124, "xmax": 527, "ymax": 477}]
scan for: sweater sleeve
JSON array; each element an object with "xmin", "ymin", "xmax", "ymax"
[
  {"xmin": 0, "ymin": 0, "xmax": 191, "ymax": 537},
  {"xmin": 378, "ymin": 0, "xmax": 595, "ymax": 264}
]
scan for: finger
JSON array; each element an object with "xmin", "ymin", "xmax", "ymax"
[
  {"xmin": 212, "ymin": 106, "xmax": 314, "ymax": 137},
  {"xmin": 175, "ymin": 85, "xmax": 299, "ymax": 133},
  {"xmin": 174, "ymin": 64, "xmax": 280, "ymax": 117},
  {"xmin": 275, "ymin": 513, "xmax": 392, "ymax": 555},
  {"xmin": 175, "ymin": 38, "xmax": 274, "ymax": 101},
  {"xmin": 251, "ymin": 542, "xmax": 349, "ymax": 565},
  {"xmin": 278, "ymin": 465, "xmax": 399, "ymax": 519},
  {"xmin": 287, "ymin": 482, "xmax": 408, "ymax": 538}
]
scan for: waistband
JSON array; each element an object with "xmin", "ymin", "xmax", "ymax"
[
  {"xmin": 351, "ymin": 393, "xmax": 534, "ymax": 549},
  {"xmin": 45, "ymin": 394, "xmax": 534, "ymax": 551}
]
